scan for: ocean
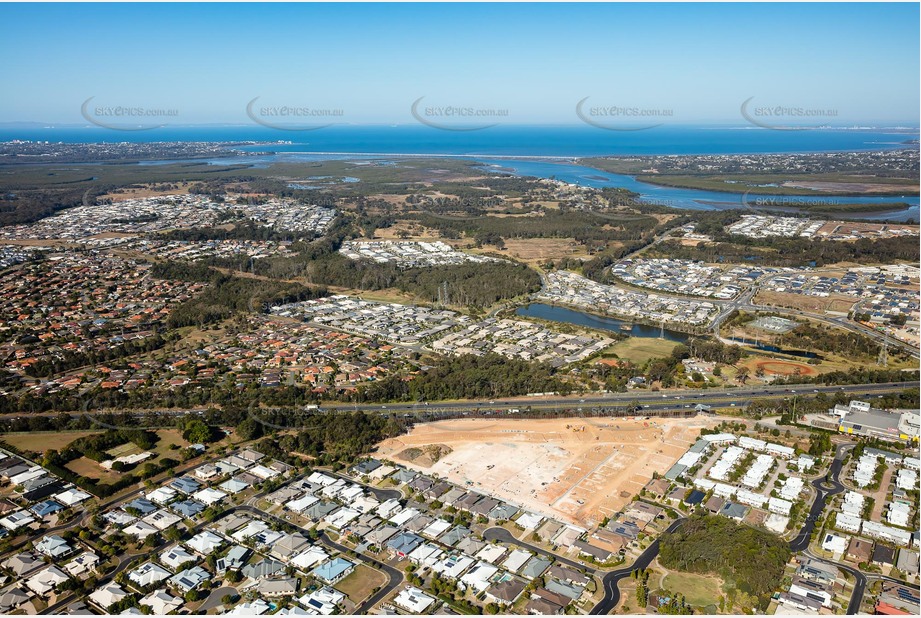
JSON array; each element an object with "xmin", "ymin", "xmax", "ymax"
[
  {"xmin": 2, "ymin": 124, "xmax": 917, "ymax": 157},
  {"xmin": 3, "ymin": 124, "xmax": 918, "ymax": 220}
]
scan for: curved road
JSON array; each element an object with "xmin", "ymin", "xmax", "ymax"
[
  {"xmin": 590, "ymin": 443, "xmax": 864, "ymax": 615},
  {"xmin": 327, "ymin": 470, "xmax": 402, "ymax": 502},
  {"xmin": 483, "ymin": 527, "xmax": 595, "ymax": 573},
  {"xmin": 789, "ymin": 443, "xmax": 851, "ymax": 552},
  {"xmin": 791, "ymin": 443, "xmax": 871, "ymax": 616},
  {"xmin": 589, "ymin": 517, "xmax": 687, "ymax": 615}
]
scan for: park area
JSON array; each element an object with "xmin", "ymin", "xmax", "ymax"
[
  {"xmin": 376, "ymin": 416, "xmax": 715, "ymax": 528},
  {"xmin": 609, "ymin": 337, "xmax": 680, "ymax": 365}
]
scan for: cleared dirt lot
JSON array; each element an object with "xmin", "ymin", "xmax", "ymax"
[
  {"xmin": 377, "ymin": 416, "xmax": 715, "ymax": 528},
  {"xmin": 754, "ymin": 290, "xmax": 857, "ymax": 314}
]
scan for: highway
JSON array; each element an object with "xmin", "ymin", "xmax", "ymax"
[
  {"xmin": 319, "ymin": 381, "xmax": 916, "ymax": 417},
  {"xmin": 5, "ymin": 381, "xmax": 914, "ymax": 428}
]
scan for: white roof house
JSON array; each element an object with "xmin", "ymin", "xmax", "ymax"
[
  {"xmin": 0, "ymin": 510, "xmax": 36, "ymax": 531},
  {"xmin": 351, "ymin": 495, "xmax": 380, "ymax": 513},
  {"xmin": 779, "ymin": 477, "xmax": 804, "ymax": 501},
  {"xmin": 821, "ymin": 533, "xmax": 848, "ymax": 555},
  {"xmin": 147, "ymin": 486, "xmax": 178, "ymax": 505},
  {"xmin": 161, "ymin": 546, "xmax": 197, "ymax": 570},
  {"xmin": 862, "ymin": 520, "xmax": 912, "ymax": 546},
  {"xmin": 421, "ymin": 518, "xmax": 452, "ymax": 539},
  {"xmin": 187, "ymin": 530, "xmax": 225, "ymax": 555},
  {"xmin": 26, "ymin": 566, "xmax": 69, "ymax": 595},
  {"xmin": 736, "ymin": 489, "xmax": 767, "ymax": 508},
  {"xmin": 842, "ymin": 491, "xmax": 865, "ymax": 517},
  {"xmin": 501, "ymin": 549, "xmax": 532, "ymax": 573},
  {"xmin": 834, "ymin": 512, "xmax": 862, "ymax": 533},
  {"xmin": 375, "ymin": 498, "xmax": 402, "ymax": 519},
  {"xmin": 700, "ymin": 433, "xmax": 736, "ymax": 444},
  {"xmin": 63, "ymin": 551, "xmax": 100, "ymax": 577},
  {"xmin": 307, "ymin": 472, "xmax": 337, "ymax": 486},
  {"xmin": 123, "ymin": 520, "xmax": 159, "ymax": 539},
  {"xmin": 55, "ymin": 488, "xmax": 92, "ymax": 506},
  {"xmin": 796, "ymin": 455, "xmax": 816, "ymax": 473},
  {"xmin": 128, "ymin": 562, "xmax": 172, "ymax": 587},
  {"xmin": 431, "ymin": 554, "xmax": 475, "ymax": 579},
  {"xmin": 765, "ymin": 442, "xmax": 795, "ymax": 459},
  {"xmin": 226, "ymin": 600, "xmax": 271, "ymax": 615},
  {"xmin": 768, "ymin": 497, "xmax": 793, "ymax": 516},
  {"xmin": 886, "ymin": 502, "xmax": 911, "ymax": 527},
  {"xmin": 389, "ymin": 507, "xmax": 420, "ymax": 527},
  {"xmin": 291, "ymin": 546, "xmax": 329, "ymax": 570},
  {"xmin": 231, "ymin": 520, "xmax": 270, "ymax": 542},
  {"xmin": 738, "ymin": 436, "xmax": 767, "ymax": 451},
  {"xmin": 394, "ymin": 587, "xmax": 436, "ymax": 613},
  {"xmin": 298, "ymin": 586, "xmax": 345, "ymax": 615},
  {"xmin": 324, "ymin": 507, "xmax": 360, "ymax": 530},
  {"xmin": 460, "ymin": 562, "xmax": 499, "ymax": 593},
  {"xmin": 89, "ymin": 583, "xmax": 129, "ymax": 610},
  {"xmin": 249, "ymin": 464, "xmax": 279, "ymax": 480},
  {"xmin": 408, "ymin": 543, "xmax": 443, "ymax": 566},
  {"xmin": 140, "ymin": 590, "xmax": 183, "ymax": 615},
  {"xmin": 476, "ymin": 544, "xmax": 507, "ymax": 564},
  {"xmin": 286, "ymin": 494, "xmax": 319, "ymax": 513},
  {"xmin": 515, "ymin": 513, "xmax": 544, "ymax": 529},
  {"xmin": 192, "ymin": 487, "xmax": 227, "ymax": 505},
  {"xmin": 143, "ymin": 509, "xmax": 182, "ymax": 531}
]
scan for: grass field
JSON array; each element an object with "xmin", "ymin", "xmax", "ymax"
[
  {"xmin": 106, "ymin": 442, "xmax": 142, "ymax": 458},
  {"xmin": 662, "ymin": 571, "xmax": 723, "ymax": 608},
  {"xmin": 2, "ymin": 431, "xmax": 103, "ymax": 453},
  {"xmin": 484, "ymin": 237, "xmax": 593, "ymax": 266},
  {"xmin": 3, "ymin": 428, "xmax": 189, "ymax": 460},
  {"xmin": 151, "ymin": 429, "xmax": 189, "ymax": 456},
  {"xmin": 610, "ymin": 337, "xmax": 680, "ymax": 365},
  {"xmin": 334, "ymin": 564, "xmax": 386, "ymax": 603},
  {"xmin": 65, "ymin": 456, "xmax": 121, "ymax": 481},
  {"xmin": 754, "ymin": 290, "xmax": 857, "ymax": 314}
]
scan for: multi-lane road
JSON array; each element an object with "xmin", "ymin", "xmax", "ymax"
[{"xmin": 320, "ymin": 381, "xmax": 917, "ymax": 417}]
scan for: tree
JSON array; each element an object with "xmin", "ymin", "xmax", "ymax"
[
  {"xmin": 183, "ymin": 419, "xmax": 218, "ymax": 444},
  {"xmin": 235, "ymin": 417, "xmax": 263, "ymax": 441}
]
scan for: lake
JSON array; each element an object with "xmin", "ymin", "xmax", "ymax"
[{"xmin": 515, "ymin": 303, "xmax": 690, "ymax": 342}]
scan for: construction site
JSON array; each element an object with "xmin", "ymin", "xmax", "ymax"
[{"xmin": 375, "ymin": 415, "xmax": 717, "ymax": 528}]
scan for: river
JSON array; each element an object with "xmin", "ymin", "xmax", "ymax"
[{"xmin": 475, "ymin": 158, "xmax": 920, "ymax": 222}]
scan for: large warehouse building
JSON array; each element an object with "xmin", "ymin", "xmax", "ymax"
[{"xmin": 830, "ymin": 401, "xmax": 920, "ymax": 443}]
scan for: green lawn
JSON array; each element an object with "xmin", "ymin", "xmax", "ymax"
[
  {"xmin": 610, "ymin": 337, "xmax": 679, "ymax": 365},
  {"xmin": 662, "ymin": 571, "xmax": 723, "ymax": 607}
]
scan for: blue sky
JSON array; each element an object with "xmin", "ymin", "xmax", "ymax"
[{"xmin": 1, "ymin": 2, "xmax": 918, "ymax": 126}]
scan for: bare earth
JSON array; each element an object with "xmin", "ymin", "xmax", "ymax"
[{"xmin": 377, "ymin": 416, "xmax": 715, "ymax": 528}]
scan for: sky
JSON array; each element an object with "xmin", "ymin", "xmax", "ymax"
[{"xmin": 1, "ymin": 2, "xmax": 918, "ymax": 126}]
